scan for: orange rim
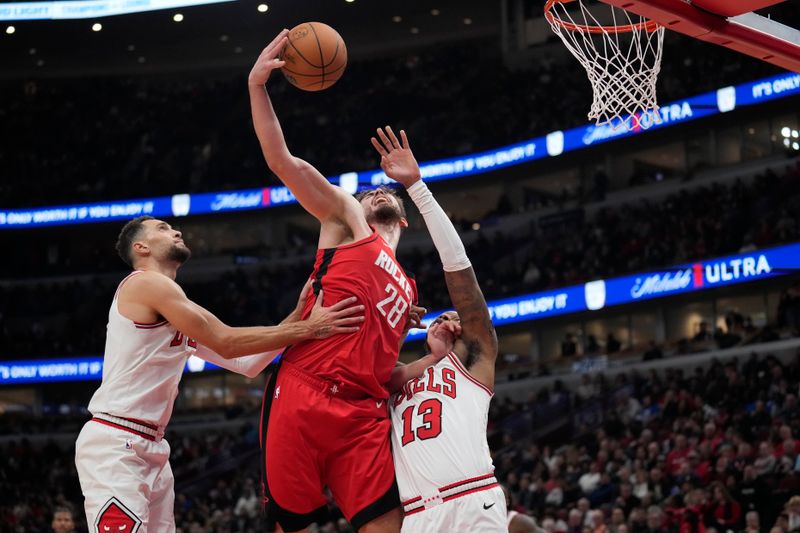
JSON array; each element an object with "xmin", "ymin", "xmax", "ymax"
[{"xmin": 544, "ymin": 0, "xmax": 661, "ymax": 34}]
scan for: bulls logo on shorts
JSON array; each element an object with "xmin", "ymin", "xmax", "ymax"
[{"xmin": 95, "ymin": 497, "xmax": 142, "ymax": 533}]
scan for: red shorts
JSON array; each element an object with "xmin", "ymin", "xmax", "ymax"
[{"xmin": 260, "ymin": 360, "xmax": 399, "ymax": 532}]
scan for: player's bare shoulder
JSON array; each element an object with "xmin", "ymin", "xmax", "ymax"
[{"xmin": 117, "ymin": 271, "xmax": 184, "ymax": 324}]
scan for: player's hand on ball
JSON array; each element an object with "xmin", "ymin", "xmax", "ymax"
[
  {"xmin": 248, "ymin": 29, "xmax": 290, "ymax": 86},
  {"xmin": 371, "ymin": 126, "xmax": 421, "ymax": 188},
  {"xmin": 305, "ymin": 290, "xmax": 366, "ymax": 339}
]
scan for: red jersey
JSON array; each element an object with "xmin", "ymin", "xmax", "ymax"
[{"xmin": 284, "ymin": 231, "xmax": 418, "ymax": 400}]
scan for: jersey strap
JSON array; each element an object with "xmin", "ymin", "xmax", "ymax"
[
  {"xmin": 402, "ymin": 473, "xmax": 498, "ymax": 515},
  {"xmin": 446, "ymin": 352, "xmax": 493, "ymax": 396},
  {"xmin": 113, "ymin": 270, "xmax": 143, "ymax": 300}
]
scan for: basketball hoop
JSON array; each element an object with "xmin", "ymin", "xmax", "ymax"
[{"xmin": 545, "ymin": 0, "xmax": 665, "ymax": 130}]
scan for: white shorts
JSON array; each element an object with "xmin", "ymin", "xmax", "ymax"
[
  {"xmin": 401, "ymin": 485, "xmax": 507, "ymax": 532},
  {"xmin": 75, "ymin": 419, "xmax": 175, "ymax": 533}
]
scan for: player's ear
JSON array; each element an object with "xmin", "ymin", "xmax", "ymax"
[
  {"xmin": 399, "ymin": 216, "xmax": 409, "ymax": 229},
  {"xmin": 132, "ymin": 241, "xmax": 150, "ymax": 258}
]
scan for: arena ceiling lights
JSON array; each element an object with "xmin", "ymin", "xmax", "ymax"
[{"xmin": 0, "ymin": 0, "xmax": 234, "ymax": 21}]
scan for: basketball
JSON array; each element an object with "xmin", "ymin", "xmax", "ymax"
[{"xmin": 280, "ymin": 22, "xmax": 347, "ymax": 92}]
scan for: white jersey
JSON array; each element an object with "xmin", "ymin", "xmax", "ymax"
[
  {"xmin": 390, "ymin": 351, "xmax": 496, "ymax": 503},
  {"xmin": 87, "ymin": 271, "xmax": 195, "ymax": 429}
]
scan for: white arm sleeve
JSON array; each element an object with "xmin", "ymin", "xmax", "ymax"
[
  {"xmin": 193, "ymin": 344, "xmax": 282, "ymax": 379},
  {"xmin": 406, "ymin": 180, "xmax": 471, "ymax": 272}
]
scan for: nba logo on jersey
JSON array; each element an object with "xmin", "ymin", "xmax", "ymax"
[{"xmin": 95, "ymin": 497, "xmax": 142, "ymax": 532}]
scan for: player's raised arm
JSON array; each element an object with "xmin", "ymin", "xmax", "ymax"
[
  {"xmin": 123, "ymin": 271, "xmax": 364, "ymax": 359},
  {"xmin": 248, "ymin": 31, "xmax": 365, "ymax": 234},
  {"xmin": 373, "ymin": 127, "xmax": 498, "ymax": 386}
]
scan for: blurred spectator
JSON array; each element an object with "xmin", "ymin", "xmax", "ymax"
[
  {"xmin": 779, "ymin": 285, "xmax": 800, "ymax": 335},
  {"xmin": 563, "ymin": 334, "xmax": 578, "ymax": 358},
  {"xmin": 642, "ymin": 341, "xmax": 663, "ymax": 362},
  {"xmin": 51, "ymin": 505, "xmax": 76, "ymax": 533},
  {"xmin": 743, "ymin": 510, "xmax": 760, "ymax": 533},
  {"xmin": 693, "ymin": 322, "xmax": 713, "ymax": 342},
  {"xmin": 786, "ymin": 495, "xmax": 800, "ymax": 531},
  {"xmin": 606, "ymin": 333, "xmax": 622, "ymax": 355},
  {"xmin": 708, "ymin": 482, "xmax": 741, "ymax": 531}
]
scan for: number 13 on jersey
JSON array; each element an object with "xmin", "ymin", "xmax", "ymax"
[{"xmin": 401, "ymin": 399, "xmax": 443, "ymax": 446}]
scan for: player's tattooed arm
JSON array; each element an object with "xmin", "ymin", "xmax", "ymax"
[
  {"xmin": 444, "ymin": 267, "xmax": 498, "ymax": 386},
  {"xmin": 374, "ymin": 127, "xmax": 495, "ymax": 385}
]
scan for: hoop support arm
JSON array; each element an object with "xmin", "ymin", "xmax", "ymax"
[{"xmin": 600, "ymin": 0, "xmax": 800, "ymax": 73}]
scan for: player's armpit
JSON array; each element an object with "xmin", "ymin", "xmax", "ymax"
[{"xmin": 443, "ymin": 267, "xmax": 498, "ymax": 381}]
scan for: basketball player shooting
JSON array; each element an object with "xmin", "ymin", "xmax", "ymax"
[
  {"xmin": 371, "ymin": 128, "xmax": 508, "ymax": 531},
  {"xmin": 74, "ymin": 216, "xmax": 364, "ymax": 533},
  {"xmin": 248, "ymin": 31, "xmax": 435, "ymax": 533}
]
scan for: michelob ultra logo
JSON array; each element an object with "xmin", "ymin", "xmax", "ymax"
[
  {"xmin": 694, "ymin": 254, "xmax": 771, "ymax": 287},
  {"xmin": 630, "ymin": 269, "xmax": 692, "ymax": 299}
]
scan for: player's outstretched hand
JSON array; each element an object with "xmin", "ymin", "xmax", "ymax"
[
  {"xmin": 305, "ymin": 289, "xmax": 365, "ymax": 339},
  {"xmin": 371, "ymin": 126, "xmax": 421, "ymax": 188},
  {"xmin": 248, "ymin": 29, "xmax": 290, "ymax": 87},
  {"xmin": 402, "ymin": 304, "xmax": 427, "ymax": 335}
]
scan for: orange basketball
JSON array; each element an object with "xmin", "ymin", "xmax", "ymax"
[{"xmin": 280, "ymin": 22, "xmax": 347, "ymax": 92}]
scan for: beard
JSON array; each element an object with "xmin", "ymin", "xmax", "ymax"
[
  {"xmin": 366, "ymin": 203, "xmax": 402, "ymax": 225},
  {"xmin": 167, "ymin": 244, "xmax": 191, "ymax": 264}
]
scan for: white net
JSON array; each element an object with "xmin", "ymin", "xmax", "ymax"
[{"xmin": 545, "ymin": 0, "xmax": 665, "ymax": 130}]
